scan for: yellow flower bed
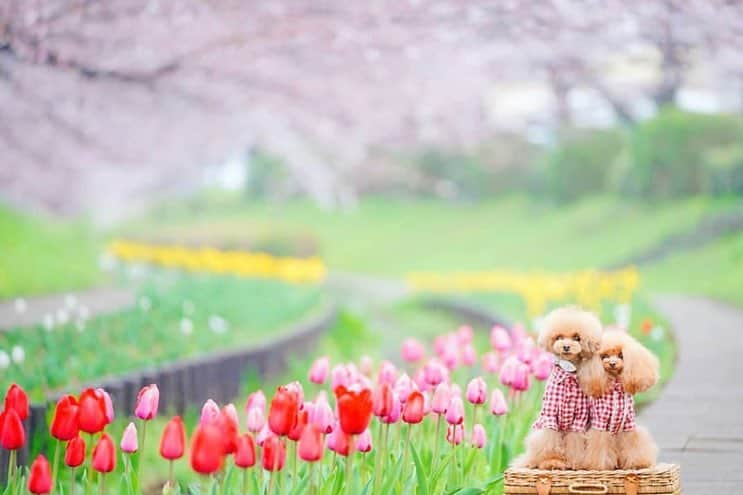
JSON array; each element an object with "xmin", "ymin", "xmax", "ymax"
[
  {"xmin": 406, "ymin": 267, "xmax": 639, "ymax": 316},
  {"xmin": 107, "ymin": 241, "xmax": 327, "ymax": 283}
]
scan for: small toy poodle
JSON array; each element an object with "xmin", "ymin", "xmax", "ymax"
[
  {"xmin": 513, "ymin": 306, "xmax": 602, "ymax": 470},
  {"xmin": 582, "ymin": 330, "xmax": 659, "ymax": 470}
]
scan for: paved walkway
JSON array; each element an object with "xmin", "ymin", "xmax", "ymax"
[
  {"xmin": 641, "ymin": 295, "xmax": 743, "ymax": 494},
  {"xmin": 0, "ymin": 287, "xmax": 135, "ymax": 331}
]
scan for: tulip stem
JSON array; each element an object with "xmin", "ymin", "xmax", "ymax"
[
  {"xmin": 433, "ymin": 415, "xmax": 442, "ymax": 471},
  {"xmin": 401, "ymin": 425, "xmax": 412, "ymax": 481},
  {"xmin": 242, "ymin": 468, "xmax": 248, "ymax": 495},
  {"xmin": 137, "ymin": 421, "xmax": 147, "ymax": 480},
  {"xmin": 6, "ymin": 449, "xmax": 16, "ymax": 493},
  {"xmin": 345, "ymin": 435, "xmax": 355, "ymax": 495},
  {"xmin": 87, "ymin": 433, "xmax": 95, "ymax": 495},
  {"xmin": 267, "ymin": 471, "xmax": 276, "ymax": 495},
  {"xmin": 291, "ymin": 441, "xmax": 297, "ymax": 489},
  {"xmin": 372, "ymin": 424, "xmax": 386, "ymax": 495},
  {"xmin": 98, "ymin": 473, "xmax": 104, "ymax": 495},
  {"xmin": 51, "ymin": 439, "xmax": 61, "ymax": 493},
  {"xmin": 168, "ymin": 460, "xmax": 174, "ymax": 490},
  {"xmin": 70, "ymin": 467, "xmax": 77, "ymax": 495}
]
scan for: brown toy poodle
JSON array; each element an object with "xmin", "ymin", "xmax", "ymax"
[
  {"xmin": 513, "ymin": 306, "xmax": 603, "ymax": 470},
  {"xmin": 581, "ymin": 330, "xmax": 659, "ymax": 470}
]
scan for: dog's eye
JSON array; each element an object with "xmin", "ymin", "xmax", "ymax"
[
  {"xmin": 618, "ymin": 352, "xmax": 623, "ymax": 359},
  {"xmin": 573, "ymin": 335, "xmax": 581, "ymax": 342}
]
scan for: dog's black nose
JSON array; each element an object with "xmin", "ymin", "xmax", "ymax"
[
  {"xmin": 562, "ymin": 345, "xmax": 571, "ymax": 352},
  {"xmin": 609, "ymin": 362, "xmax": 616, "ymax": 368}
]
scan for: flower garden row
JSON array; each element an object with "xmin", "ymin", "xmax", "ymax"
[{"xmin": 1, "ymin": 320, "xmax": 551, "ymax": 495}]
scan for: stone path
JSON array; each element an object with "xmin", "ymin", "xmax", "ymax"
[
  {"xmin": 641, "ymin": 295, "xmax": 743, "ymax": 494},
  {"xmin": 0, "ymin": 287, "xmax": 135, "ymax": 331}
]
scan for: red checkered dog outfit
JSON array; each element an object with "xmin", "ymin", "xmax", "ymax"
[
  {"xmin": 533, "ymin": 364, "xmax": 590, "ymax": 432},
  {"xmin": 589, "ymin": 379, "xmax": 636, "ymax": 433}
]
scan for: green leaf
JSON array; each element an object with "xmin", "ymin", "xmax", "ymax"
[{"xmin": 410, "ymin": 445, "xmax": 429, "ymax": 495}]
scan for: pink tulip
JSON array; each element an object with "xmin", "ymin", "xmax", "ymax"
[
  {"xmin": 422, "ymin": 391, "xmax": 432, "ymax": 415},
  {"xmin": 245, "ymin": 391, "xmax": 266, "ymax": 413},
  {"xmin": 511, "ymin": 362, "xmax": 531, "ymax": 392},
  {"xmin": 433, "ymin": 335, "xmax": 447, "ymax": 357},
  {"xmin": 380, "ymin": 394, "xmax": 401, "ymax": 424},
  {"xmin": 422, "ymin": 359, "xmax": 448, "ymax": 387},
  {"xmin": 499, "ymin": 355, "xmax": 520, "ymax": 387},
  {"xmin": 465, "ymin": 377, "xmax": 487, "ymax": 405},
  {"xmin": 331, "ymin": 364, "xmax": 353, "ymax": 391},
  {"xmin": 440, "ymin": 347, "xmax": 458, "ymax": 370},
  {"xmin": 461, "ymin": 345, "xmax": 477, "ymax": 366},
  {"xmin": 482, "ymin": 352, "xmax": 500, "ymax": 373},
  {"xmin": 517, "ymin": 337, "xmax": 536, "ymax": 364},
  {"xmin": 471, "ymin": 424, "xmax": 486, "ymax": 449},
  {"xmin": 431, "ymin": 383, "xmax": 450, "ymax": 415},
  {"xmin": 394, "ymin": 374, "xmax": 416, "ymax": 403},
  {"xmin": 457, "ymin": 325, "xmax": 473, "ymax": 344},
  {"xmin": 96, "ymin": 388, "xmax": 114, "ymax": 424},
  {"xmin": 490, "ymin": 389, "xmax": 509, "ymax": 416},
  {"xmin": 310, "ymin": 395, "xmax": 334, "ymax": 434},
  {"xmin": 359, "ymin": 356, "xmax": 373, "ymax": 377},
  {"xmin": 511, "ymin": 324, "xmax": 527, "ymax": 347},
  {"xmin": 120, "ymin": 422, "xmax": 138, "ymax": 453},
  {"xmin": 256, "ymin": 424, "xmax": 271, "ymax": 446},
  {"xmin": 401, "ymin": 338, "xmax": 425, "ymax": 363},
  {"xmin": 377, "ymin": 361, "xmax": 397, "ymax": 385},
  {"xmin": 246, "ymin": 406, "xmax": 265, "ymax": 433},
  {"xmin": 285, "ymin": 381, "xmax": 304, "ymax": 404},
  {"xmin": 134, "ymin": 384, "xmax": 159, "ymax": 420},
  {"xmin": 445, "ymin": 396, "xmax": 464, "ymax": 425},
  {"xmin": 446, "ymin": 424, "xmax": 463, "ymax": 445},
  {"xmin": 199, "ymin": 399, "xmax": 220, "ymax": 427},
  {"xmin": 309, "ymin": 357, "xmax": 330, "ymax": 384},
  {"xmin": 532, "ymin": 353, "xmax": 553, "ymax": 381},
  {"xmin": 223, "ymin": 403, "xmax": 239, "ymax": 426},
  {"xmin": 449, "ymin": 383, "xmax": 462, "ymax": 398},
  {"xmin": 355, "ymin": 429, "xmax": 372, "ymax": 453},
  {"xmin": 490, "ymin": 326, "xmax": 511, "ymax": 352},
  {"xmin": 413, "ymin": 369, "xmax": 428, "ymax": 392}
]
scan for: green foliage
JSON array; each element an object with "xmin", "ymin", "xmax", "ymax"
[
  {"xmin": 245, "ymin": 149, "xmax": 291, "ymax": 199},
  {"xmin": 0, "ymin": 274, "xmax": 323, "ymax": 400},
  {"xmin": 703, "ymin": 144, "xmax": 743, "ymax": 195},
  {"xmin": 623, "ymin": 107, "xmax": 743, "ymax": 198},
  {"xmin": 538, "ymin": 128, "xmax": 626, "ymax": 203},
  {"xmin": 0, "ymin": 206, "xmax": 102, "ymax": 298}
]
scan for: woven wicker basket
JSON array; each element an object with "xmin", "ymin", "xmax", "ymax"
[{"xmin": 504, "ymin": 463, "xmax": 680, "ymax": 495}]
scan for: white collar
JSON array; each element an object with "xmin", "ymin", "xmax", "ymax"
[{"xmin": 555, "ymin": 358, "xmax": 577, "ymax": 373}]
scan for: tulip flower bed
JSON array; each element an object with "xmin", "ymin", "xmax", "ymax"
[
  {"xmin": 0, "ymin": 275, "xmax": 324, "ymax": 401},
  {"xmin": 1, "ymin": 311, "xmax": 550, "ymax": 495}
]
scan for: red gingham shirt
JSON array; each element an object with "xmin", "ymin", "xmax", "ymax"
[
  {"xmin": 533, "ymin": 365, "xmax": 590, "ymax": 432},
  {"xmin": 589, "ymin": 379, "xmax": 636, "ymax": 433}
]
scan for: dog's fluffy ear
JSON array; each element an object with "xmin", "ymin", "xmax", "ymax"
[
  {"xmin": 622, "ymin": 337, "xmax": 660, "ymax": 395},
  {"xmin": 578, "ymin": 353, "xmax": 610, "ymax": 397}
]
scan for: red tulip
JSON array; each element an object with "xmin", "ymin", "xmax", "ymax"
[
  {"xmin": 65, "ymin": 436, "xmax": 86, "ymax": 467},
  {"xmin": 261, "ymin": 435, "xmax": 286, "ymax": 471},
  {"xmin": 335, "ymin": 386, "xmax": 373, "ymax": 435},
  {"xmin": 298, "ymin": 424, "xmax": 323, "ymax": 462},
  {"xmin": 4, "ymin": 384, "xmax": 29, "ymax": 421},
  {"xmin": 268, "ymin": 386, "xmax": 299, "ymax": 437},
  {"xmin": 160, "ymin": 416, "xmax": 186, "ymax": 460},
  {"xmin": 402, "ymin": 391, "xmax": 425, "ymax": 424},
  {"xmin": 27, "ymin": 455, "xmax": 52, "ymax": 494},
  {"xmin": 77, "ymin": 389, "xmax": 107, "ymax": 434},
  {"xmin": 0, "ymin": 408, "xmax": 25, "ymax": 450},
  {"xmin": 92, "ymin": 433, "xmax": 116, "ymax": 473},
  {"xmin": 190, "ymin": 425, "xmax": 224, "ymax": 475},
  {"xmin": 50, "ymin": 395, "xmax": 79, "ymax": 441},
  {"xmin": 217, "ymin": 406, "xmax": 240, "ymax": 454},
  {"xmin": 287, "ymin": 408, "xmax": 308, "ymax": 442},
  {"xmin": 372, "ymin": 383, "xmax": 394, "ymax": 418},
  {"xmin": 234, "ymin": 434, "xmax": 256, "ymax": 468}
]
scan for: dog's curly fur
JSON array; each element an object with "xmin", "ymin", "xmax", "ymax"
[
  {"xmin": 514, "ymin": 306, "xmax": 602, "ymax": 470},
  {"xmin": 582, "ymin": 331, "xmax": 659, "ymax": 470}
]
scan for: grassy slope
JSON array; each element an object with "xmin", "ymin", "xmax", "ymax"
[
  {"xmin": 127, "ymin": 195, "xmax": 742, "ymax": 301},
  {"xmin": 0, "ymin": 206, "xmax": 102, "ymax": 298}
]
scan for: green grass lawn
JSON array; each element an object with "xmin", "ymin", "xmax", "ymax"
[
  {"xmin": 125, "ymin": 194, "xmax": 743, "ymax": 302},
  {"xmin": 0, "ymin": 206, "xmax": 103, "ymax": 299},
  {"xmin": 0, "ymin": 273, "xmax": 324, "ymax": 401}
]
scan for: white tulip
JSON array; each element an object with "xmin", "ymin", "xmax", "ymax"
[
  {"xmin": 11, "ymin": 346, "xmax": 25, "ymax": 364},
  {"xmin": 0, "ymin": 351, "xmax": 10, "ymax": 369},
  {"xmin": 180, "ymin": 318, "xmax": 194, "ymax": 335}
]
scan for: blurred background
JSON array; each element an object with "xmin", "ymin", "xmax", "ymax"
[{"xmin": 1, "ymin": 0, "xmax": 742, "ymax": 408}]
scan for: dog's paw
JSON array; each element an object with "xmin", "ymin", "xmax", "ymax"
[{"xmin": 538, "ymin": 458, "xmax": 567, "ymax": 470}]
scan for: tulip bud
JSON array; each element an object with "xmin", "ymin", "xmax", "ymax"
[
  {"xmin": 120, "ymin": 422, "xmax": 138, "ymax": 453},
  {"xmin": 234, "ymin": 434, "xmax": 256, "ymax": 468},
  {"xmin": 490, "ymin": 326, "xmax": 511, "ymax": 352},
  {"xmin": 372, "ymin": 383, "xmax": 394, "ymax": 418},
  {"xmin": 92, "ymin": 433, "xmax": 116, "ymax": 473},
  {"xmin": 298, "ymin": 424, "xmax": 324, "ymax": 462},
  {"xmin": 445, "ymin": 396, "xmax": 464, "ymax": 425},
  {"xmin": 310, "ymin": 394, "xmax": 334, "ymax": 434},
  {"xmin": 326, "ymin": 425, "xmax": 350, "ymax": 456},
  {"xmin": 394, "ymin": 374, "xmax": 416, "ymax": 404},
  {"xmin": 431, "ymin": 383, "xmax": 450, "ymax": 415},
  {"xmin": 246, "ymin": 406, "xmax": 266, "ymax": 433},
  {"xmin": 308, "ymin": 357, "xmax": 330, "ymax": 384},
  {"xmin": 262, "ymin": 435, "xmax": 286, "ymax": 471},
  {"xmin": 401, "ymin": 338, "xmax": 425, "ymax": 363},
  {"xmin": 465, "ymin": 377, "xmax": 488, "ymax": 405},
  {"xmin": 335, "ymin": 386, "xmax": 373, "ymax": 435},
  {"xmin": 359, "ymin": 355, "xmax": 373, "ymax": 376},
  {"xmin": 531, "ymin": 352, "xmax": 553, "ymax": 381},
  {"xmin": 4, "ymin": 384, "xmax": 29, "ymax": 421},
  {"xmin": 96, "ymin": 388, "xmax": 114, "ymax": 424},
  {"xmin": 446, "ymin": 424, "xmax": 463, "ymax": 445},
  {"xmin": 27, "ymin": 455, "xmax": 52, "ymax": 494},
  {"xmin": 245, "ymin": 391, "xmax": 266, "ymax": 413},
  {"xmin": 160, "ymin": 416, "xmax": 186, "ymax": 460},
  {"xmin": 0, "ymin": 408, "xmax": 25, "ymax": 450},
  {"xmin": 376, "ymin": 360, "xmax": 397, "ymax": 385},
  {"xmin": 461, "ymin": 345, "xmax": 477, "ymax": 366},
  {"xmin": 199, "ymin": 399, "xmax": 220, "ymax": 427},
  {"xmin": 511, "ymin": 362, "xmax": 531, "ymax": 392},
  {"xmin": 482, "ymin": 352, "xmax": 500, "ymax": 373},
  {"xmin": 471, "ymin": 424, "xmax": 486, "ymax": 449},
  {"xmin": 256, "ymin": 424, "xmax": 271, "ymax": 446},
  {"xmin": 379, "ymin": 393, "xmax": 401, "ymax": 424},
  {"xmin": 490, "ymin": 389, "xmax": 509, "ymax": 416},
  {"xmin": 402, "ymin": 391, "xmax": 425, "ymax": 424},
  {"xmin": 78, "ymin": 388, "xmax": 107, "ymax": 434},
  {"xmin": 356, "ymin": 428, "xmax": 372, "ymax": 453},
  {"xmin": 64, "ymin": 436, "xmax": 86, "ymax": 468},
  {"xmin": 269, "ymin": 386, "xmax": 300, "ymax": 436},
  {"xmin": 50, "ymin": 395, "xmax": 79, "ymax": 441},
  {"xmin": 190, "ymin": 425, "xmax": 224, "ymax": 474},
  {"xmin": 456, "ymin": 325, "xmax": 473, "ymax": 345},
  {"xmin": 135, "ymin": 384, "xmax": 159, "ymax": 420}
]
